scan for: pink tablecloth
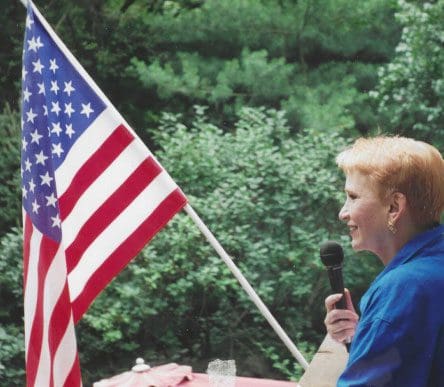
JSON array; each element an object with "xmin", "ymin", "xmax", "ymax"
[{"xmin": 178, "ymin": 373, "xmax": 300, "ymax": 386}]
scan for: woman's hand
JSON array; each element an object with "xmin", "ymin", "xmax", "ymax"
[{"xmin": 324, "ymin": 288, "xmax": 359, "ymax": 345}]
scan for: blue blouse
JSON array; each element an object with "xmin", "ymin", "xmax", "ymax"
[{"xmin": 338, "ymin": 224, "xmax": 444, "ymax": 386}]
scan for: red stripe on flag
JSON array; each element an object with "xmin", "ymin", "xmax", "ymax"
[
  {"xmin": 72, "ymin": 188, "xmax": 187, "ymax": 323},
  {"xmin": 58, "ymin": 125, "xmax": 133, "ymax": 220},
  {"xmin": 26, "ymin": 231, "xmax": 59, "ymax": 387},
  {"xmin": 63, "ymin": 353, "xmax": 82, "ymax": 387},
  {"xmin": 48, "ymin": 284, "xmax": 71, "ymax": 363},
  {"xmin": 48, "ymin": 283, "xmax": 81, "ymax": 387},
  {"xmin": 65, "ymin": 156, "xmax": 163, "ymax": 273}
]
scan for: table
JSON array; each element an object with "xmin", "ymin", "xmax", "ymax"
[{"xmin": 178, "ymin": 373, "xmax": 300, "ymax": 386}]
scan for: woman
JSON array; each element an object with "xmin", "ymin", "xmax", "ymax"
[{"xmin": 324, "ymin": 136, "xmax": 444, "ymax": 386}]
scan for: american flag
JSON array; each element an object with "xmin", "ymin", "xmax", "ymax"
[{"xmin": 21, "ymin": 1, "xmax": 187, "ymax": 385}]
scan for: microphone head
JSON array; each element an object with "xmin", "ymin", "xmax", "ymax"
[{"xmin": 320, "ymin": 240, "xmax": 344, "ymax": 267}]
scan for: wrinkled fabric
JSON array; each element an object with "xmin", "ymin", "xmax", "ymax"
[
  {"xmin": 338, "ymin": 224, "xmax": 444, "ymax": 387},
  {"xmin": 93, "ymin": 363, "xmax": 193, "ymax": 387}
]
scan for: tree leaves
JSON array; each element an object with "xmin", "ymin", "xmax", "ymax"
[{"xmin": 371, "ymin": 0, "xmax": 444, "ymax": 150}]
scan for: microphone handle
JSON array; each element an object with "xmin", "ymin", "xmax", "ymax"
[
  {"xmin": 327, "ymin": 265, "xmax": 350, "ymax": 352},
  {"xmin": 327, "ymin": 265, "xmax": 346, "ymax": 309}
]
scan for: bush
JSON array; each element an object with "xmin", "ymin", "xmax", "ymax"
[{"xmin": 0, "ymin": 228, "xmax": 25, "ymax": 385}]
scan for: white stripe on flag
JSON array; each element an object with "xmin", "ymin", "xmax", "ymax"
[
  {"xmin": 62, "ymin": 139, "xmax": 146, "ymax": 248},
  {"xmin": 53, "ymin": 315, "xmax": 78, "ymax": 387},
  {"xmin": 23, "ymin": 222, "xmax": 40, "ymax": 356},
  {"xmin": 34, "ymin": 244, "xmax": 67, "ymax": 386},
  {"xmin": 68, "ymin": 170, "xmax": 178, "ymax": 301}
]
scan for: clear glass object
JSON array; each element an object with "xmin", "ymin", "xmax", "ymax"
[{"xmin": 207, "ymin": 359, "xmax": 236, "ymax": 387}]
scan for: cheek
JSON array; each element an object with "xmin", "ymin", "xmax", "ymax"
[{"xmin": 363, "ymin": 210, "xmax": 388, "ymax": 235}]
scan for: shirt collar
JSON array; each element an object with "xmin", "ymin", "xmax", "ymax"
[{"xmin": 373, "ymin": 223, "xmax": 444, "ymax": 283}]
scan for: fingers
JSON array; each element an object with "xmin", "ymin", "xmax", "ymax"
[
  {"xmin": 324, "ymin": 313, "xmax": 358, "ymax": 344},
  {"xmin": 327, "ymin": 315, "xmax": 358, "ymax": 334},
  {"xmin": 325, "ymin": 290, "xmax": 356, "ymax": 313},
  {"xmin": 324, "ymin": 308, "xmax": 359, "ymax": 326},
  {"xmin": 325, "ymin": 293, "xmax": 344, "ymax": 312},
  {"xmin": 344, "ymin": 288, "xmax": 356, "ymax": 313},
  {"xmin": 324, "ymin": 291, "xmax": 359, "ymax": 345}
]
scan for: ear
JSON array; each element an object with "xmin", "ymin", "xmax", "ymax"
[{"xmin": 388, "ymin": 192, "xmax": 407, "ymax": 224}]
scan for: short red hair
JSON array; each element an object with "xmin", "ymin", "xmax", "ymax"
[{"xmin": 336, "ymin": 136, "xmax": 444, "ymax": 227}]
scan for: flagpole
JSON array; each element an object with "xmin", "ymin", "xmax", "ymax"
[{"xmin": 184, "ymin": 204, "xmax": 309, "ymax": 370}]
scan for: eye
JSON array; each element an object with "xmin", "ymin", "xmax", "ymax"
[{"xmin": 347, "ymin": 192, "xmax": 357, "ymax": 200}]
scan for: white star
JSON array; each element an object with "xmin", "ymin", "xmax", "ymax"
[
  {"xmin": 46, "ymin": 193, "xmax": 57, "ymax": 207},
  {"xmin": 35, "ymin": 150, "xmax": 49, "ymax": 166},
  {"xmin": 29, "ymin": 178, "xmax": 36, "ymax": 193},
  {"xmin": 28, "ymin": 36, "xmax": 39, "ymax": 52},
  {"xmin": 37, "ymin": 82, "xmax": 46, "ymax": 95},
  {"xmin": 49, "ymin": 59, "xmax": 59, "ymax": 73},
  {"xmin": 30, "ymin": 129, "xmax": 43, "ymax": 144},
  {"xmin": 51, "ymin": 122, "xmax": 62, "ymax": 136},
  {"xmin": 51, "ymin": 214, "xmax": 61, "ymax": 228},
  {"xmin": 26, "ymin": 108, "xmax": 37, "ymax": 123},
  {"xmin": 22, "ymin": 137, "xmax": 28, "ymax": 151},
  {"xmin": 50, "ymin": 80, "xmax": 60, "ymax": 94},
  {"xmin": 22, "ymin": 67, "xmax": 28, "ymax": 81},
  {"xmin": 65, "ymin": 123, "xmax": 75, "ymax": 138},
  {"xmin": 26, "ymin": 15, "xmax": 34, "ymax": 30},
  {"xmin": 52, "ymin": 143, "xmax": 64, "ymax": 157},
  {"xmin": 40, "ymin": 171, "xmax": 54, "ymax": 187},
  {"xmin": 32, "ymin": 199, "xmax": 41, "ymax": 214},
  {"xmin": 22, "ymin": 186, "xmax": 28, "ymax": 199},
  {"xmin": 43, "ymin": 105, "xmax": 48, "ymax": 116},
  {"xmin": 63, "ymin": 81, "xmax": 75, "ymax": 96},
  {"xmin": 32, "ymin": 59, "xmax": 44, "ymax": 74},
  {"xmin": 64, "ymin": 103, "xmax": 75, "ymax": 118},
  {"xmin": 25, "ymin": 158, "xmax": 32, "ymax": 172},
  {"xmin": 80, "ymin": 103, "xmax": 94, "ymax": 118},
  {"xmin": 36, "ymin": 36, "xmax": 44, "ymax": 50},
  {"xmin": 23, "ymin": 87, "xmax": 32, "ymax": 102},
  {"xmin": 51, "ymin": 101, "xmax": 61, "ymax": 116}
]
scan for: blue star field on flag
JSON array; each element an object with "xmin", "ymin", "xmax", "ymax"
[{"xmin": 21, "ymin": 9, "xmax": 106, "ymax": 242}]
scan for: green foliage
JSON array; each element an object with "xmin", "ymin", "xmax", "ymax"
[
  {"xmin": 370, "ymin": 0, "xmax": 444, "ymax": 150},
  {"xmin": 122, "ymin": 0, "xmax": 398, "ymax": 130},
  {"xmin": 2, "ymin": 0, "xmax": 398, "ymax": 134},
  {"xmin": 131, "ymin": 51, "xmax": 382, "ymax": 133},
  {"xmin": 0, "ymin": 228, "xmax": 25, "ymax": 385},
  {"xmin": 283, "ymin": 63, "xmax": 360, "ymax": 133},
  {"xmin": 297, "ymin": 0, "xmax": 400, "ymax": 62},
  {"xmin": 0, "ymin": 105, "xmax": 21, "ymax": 232},
  {"xmin": 258, "ymin": 337, "xmax": 315, "ymax": 381},
  {"xmin": 0, "ymin": 2, "xmax": 24, "ymax": 110},
  {"xmin": 0, "ymin": 325, "xmax": 25, "ymax": 385}
]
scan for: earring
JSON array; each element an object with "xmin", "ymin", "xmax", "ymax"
[{"xmin": 388, "ymin": 220, "xmax": 397, "ymax": 235}]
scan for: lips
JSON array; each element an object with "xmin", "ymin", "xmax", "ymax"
[{"xmin": 348, "ymin": 225, "xmax": 358, "ymax": 234}]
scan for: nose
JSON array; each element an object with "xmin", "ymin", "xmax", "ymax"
[{"xmin": 338, "ymin": 202, "xmax": 348, "ymax": 222}]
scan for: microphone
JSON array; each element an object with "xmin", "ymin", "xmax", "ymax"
[{"xmin": 320, "ymin": 240, "xmax": 350, "ymax": 351}]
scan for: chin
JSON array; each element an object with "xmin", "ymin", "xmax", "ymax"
[{"xmin": 351, "ymin": 239, "xmax": 363, "ymax": 251}]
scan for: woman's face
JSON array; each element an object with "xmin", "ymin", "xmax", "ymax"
[{"xmin": 339, "ymin": 171, "xmax": 390, "ymax": 257}]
